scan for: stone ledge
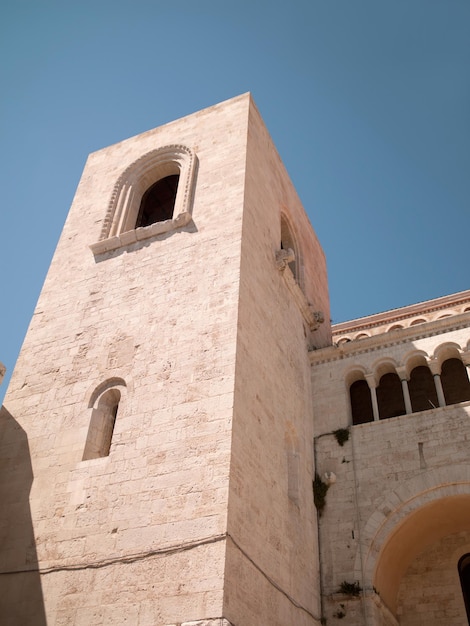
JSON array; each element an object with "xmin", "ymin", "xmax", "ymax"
[
  {"xmin": 89, "ymin": 211, "xmax": 192, "ymax": 256},
  {"xmin": 165, "ymin": 620, "xmax": 233, "ymax": 626}
]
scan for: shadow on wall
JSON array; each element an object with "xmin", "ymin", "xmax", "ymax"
[{"xmin": 0, "ymin": 406, "xmax": 47, "ymax": 626}]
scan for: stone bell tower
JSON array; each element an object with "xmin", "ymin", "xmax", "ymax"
[{"xmin": 0, "ymin": 94, "xmax": 331, "ymax": 625}]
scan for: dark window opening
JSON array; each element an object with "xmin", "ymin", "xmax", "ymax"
[
  {"xmin": 441, "ymin": 358, "xmax": 470, "ymax": 406},
  {"xmin": 135, "ymin": 174, "xmax": 179, "ymax": 228},
  {"xmin": 458, "ymin": 553, "xmax": 470, "ymax": 624},
  {"xmin": 350, "ymin": 379, "xmax": 374, "ymax": 424},
  {"xmin": 377, "ymin": 372, "xmax": 406, "ymax": 419},
  {"xmin": 408, "ymin": 365, "xmax": 439, "ymax": 413}
]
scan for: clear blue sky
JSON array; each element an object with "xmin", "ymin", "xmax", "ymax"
[{"xmin": 1, "ymin": 0, "xmax": 469, "ymax": 402}]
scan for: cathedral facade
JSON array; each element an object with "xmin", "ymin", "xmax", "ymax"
[{"xmin": 1, "ymin": 94, "xmax": 469, "ymax": 625}]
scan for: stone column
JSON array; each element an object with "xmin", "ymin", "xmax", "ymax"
[
  {"xmin": 428, "ymin": 360, "xmax": 446, "ymax": 407},
  {"xmin": 396, "ymin": 367, "xmax": 412, "ymax": 414},
  {"xmin": 365, "ymin": 374, "xmax": 380, "ymax": 421}
]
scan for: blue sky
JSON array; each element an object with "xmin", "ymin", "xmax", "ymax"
[{"xmin": 1, "ymin": 0, "xmax": 469, "ymax": 401}]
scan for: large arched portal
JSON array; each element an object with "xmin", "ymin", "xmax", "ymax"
[{"xmin": 374, "ymin": 495, "xmax": 470, "ymax": 625}]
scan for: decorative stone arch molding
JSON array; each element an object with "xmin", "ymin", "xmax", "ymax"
[
  {"xmin": 90, "ymin": 144, "xmax": 198, "ymax": 255},
  {"xmin": 344, "ymin": 364, "xmax": 369, "ymax": 388},
  {"xmin": 432, "ymin": 341, "xmax": 464, "ymax": 368},
  {"xmin": 353, "ymin": 466, "xmax": 470, "ymax": 613},
  {"xmin": 401, "ymin": 348, "xmax": 430, "ymax": 377},
  {"xmin": 369, "ymin": 356, "xmax": 400, "ymax": 387},
  {"xmin": 87, "ymin": 376, "xmax": 128, "ymax": 409}
]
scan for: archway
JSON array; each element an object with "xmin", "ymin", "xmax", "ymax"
[{"xmin": 374, "ymin": 495, "xmax": 470, "ymax": 623}]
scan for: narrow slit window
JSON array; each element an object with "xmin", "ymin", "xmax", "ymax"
[{"xmin": 83, "ymin": 388, "xmax": 121, "ymax": 460}]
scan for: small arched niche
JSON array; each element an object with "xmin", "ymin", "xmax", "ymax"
[{"xmin": 83, "ymin": 382, "xmax": 125, "ymax": 460}]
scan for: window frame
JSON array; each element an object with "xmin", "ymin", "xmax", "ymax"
[{"xmin": 90, "ymin": 144, "xmax": 197, "ymax": 255}]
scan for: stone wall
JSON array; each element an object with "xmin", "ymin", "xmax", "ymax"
[
  {"xmin": 312, "ymin": 323, "xmax": 470, "ymax": 625},
  {"xmin": 223, "ymin": 99, "xmax": 329, "ymax": 625},
  {"xmin": 1, "ymin": 95, "xmax": 250, "ymax": 625}
]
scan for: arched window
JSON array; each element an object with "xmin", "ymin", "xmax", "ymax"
[
  {"xmin": 377, "ymin": 372, "xmax": 406, "ymax": 419},
  {"xmin": 410, "ymin": 318, "xmax": 426, "ymax": 326},
  {"xmin": 350, "ymin": 380, "xmax": 374, "ymax": 424},
  {"xmin": 135, "ymin": 174, "xmax": 180, "ymax": 227},
  {"xmin": 83, "ymin": 388, "xmax": 121, "ymax": 460},
  {"xmin": 441, "ymin": 358, "xmax": 470, "ymax": 405},
  {"xmin": 408, "ymin": 365, "xmax": 438, "ymax": 413},
  {"xmin": 90, "ymin": 145, "xmax": 197, "ymax": 255},
  {"xmin": 458, "ymin": 553, "xmax": 470, "ymax": 623}
]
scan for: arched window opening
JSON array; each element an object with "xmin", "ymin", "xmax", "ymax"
[
  {"xmin": 350, "ymin": 380, "xmax": 374, "ymax": 424},
  {"xmin": 458, "ymin": 553, "xmax": 470, "ymax": 624},
  {"xmin": 388, "ymin": 325, "xmax": 404, "ymax": 332},
  {"xmin": 377, "ymin": 372, "xmax": 406, "ymax": 419},
  {"xmin": 410, "ymin": 318, "xmax": 426, "ymax": 326},
  {"xmin": 280, "ymin": 214, "xmax": 298, "ymax": 280},
  {"xmin": 90, "ymin": 145, "xmax": 197, "ymax": 255},
  {"xmin": 441, "ymin": 358, "xmax": 470, "ymax": 406},
  {"xmin": 83, "ymin": 388, "xmax": 121, "ymax": 461},
  {"xmin": 135, "ymin": 174, "xmax": 180, "ymax": 228},
  {"xmin": 408, "ymin": 365, "xmax": 439, "ymax": 413}
]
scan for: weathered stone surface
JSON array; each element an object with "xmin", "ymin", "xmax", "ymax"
[{"xmin": 2, "ymin": 93, "xmax": 470, "ymax": 626}]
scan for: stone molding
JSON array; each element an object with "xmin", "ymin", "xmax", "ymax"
[
  {"xmin": 277, "ymin": 252, "xmax": 324, "ymax": 332},
  {"xmin": 90, "ymin": 144, "xmax": 197, "ymax": 255},
  {"xmin": 167, "ymin": 617, "xmax": 233, "ymax": 626},
  {"xmin": 310, "ymin": 313, "xmax": 470, "ymax": 365},
  {"xmin": 332, "ymin": 289, "xmax": 470, "ymax": 338},
  {"xmin": 353, "ymin": 465, "xmax": 470, "ymax": 586}
]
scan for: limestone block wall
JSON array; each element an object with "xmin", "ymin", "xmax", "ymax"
[
  {"xmin": 396, "ymin": 531, "xmax": 470, "ymax": 625},
  {"xmin": 1, "ymin": 95, "xmax": 251, "ymax": 625},
  {"xmin": 315, "ymin": 406, "xmax": 470, "ymax": 624},
  {"xmin": 223, "ymin": 100, "xmax": 330, "ymax": 625},
  {"xmin": 311, "ymin": 321, "xmax": 470, "ymax": 625}
]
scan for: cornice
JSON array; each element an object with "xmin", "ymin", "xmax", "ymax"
[
  {"xmin": 332, "ymin": 290, "xmax": 470, "ymax": 336},
  {"xmin": 310, "ymin": 312, "xmax": 470, "ymax": 365}
]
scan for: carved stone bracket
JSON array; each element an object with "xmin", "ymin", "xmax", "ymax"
[
  {"xmin": 275, "ymin": 248, "xmax": 295, "ymax": 271},
  {"xmin": 276, "ymin": 251, "xmax": 324, "ymax": 332},
  {"xmin": 308, "ymin": 308, "xmax": 325, "ymax": 332}
]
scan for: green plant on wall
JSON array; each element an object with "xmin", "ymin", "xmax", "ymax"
[
  {"xmin": 313, "ymin": 472, "xmax": 329, "ymax": 515},
  {"xmin": 333, "ymin": 428, "xmax": 349, "ymax": 446}
]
